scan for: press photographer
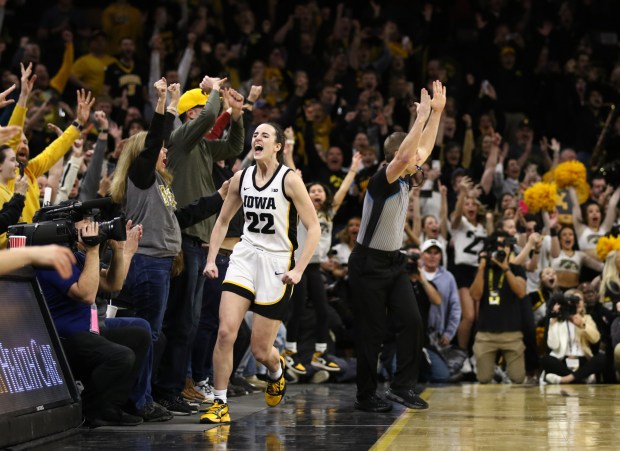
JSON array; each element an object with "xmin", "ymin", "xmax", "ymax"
[
  {"xmin": 541, "ymin": 289, "xmax": 605, "ymax": 384},
  {"xmin": 470, "ymin": 231, "xmax": 527, "ymax": 384},
  {"xmin": 33, "ymin": 201, "xmax": 157, "ymax": 427}
]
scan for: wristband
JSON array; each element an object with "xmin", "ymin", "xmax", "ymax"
[
  {"xmin": 285, "ymin": 139, "xmax": 295, "ymax": 145},
  {"xmin": 72, "ymin": 120, "xmax": 83, "ymax": 131},
  {"xmin": 246, "ymin": 99, "xmax": 255, "ymax": 106},
  {"xmin": 550, "ymin": 229, "xmax": 558, "ymax": 237},
  {"xmin": 99, "ymin": 128, "xmax": 108, "ymax": 134}
]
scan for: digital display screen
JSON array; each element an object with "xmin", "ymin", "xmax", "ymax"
[{"xmin": 0, "ymin": 279, "xmax": 72, "ymax": 416}]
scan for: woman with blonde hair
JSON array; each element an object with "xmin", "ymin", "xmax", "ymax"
[
  {"xmin": 112, "ymin": 78, "xmax": 227, "ymax": 355},
  {"xmin": 599, "ymin": 250, "xmax": 620, "ymax": 311}
]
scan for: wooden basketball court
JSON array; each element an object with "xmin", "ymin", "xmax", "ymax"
[
  {"xmin": 374, "ymin": 384, "xmax": 620, "ymax": 450},
  {"xmin": 26, "ymin": 383, "xmax": 620, "ymax": 449}
]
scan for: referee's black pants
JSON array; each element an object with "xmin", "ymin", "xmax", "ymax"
[{"xmin": 348, "ymin": 244, "xmax": 423, "ymax": 400}]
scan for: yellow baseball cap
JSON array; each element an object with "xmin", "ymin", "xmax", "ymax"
[{"xmin": 178, "ymin": 88, "xmax": 209, "ymax": 115}]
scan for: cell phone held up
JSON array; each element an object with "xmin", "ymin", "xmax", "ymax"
[
  {"xmin": 18, "ymin": 162, "xmax": 25, "ymax": 178},
  {"xmin": 419, "ymin": 189, "xmax": 433, "ymax": 198}
]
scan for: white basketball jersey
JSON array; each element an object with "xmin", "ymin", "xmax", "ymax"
[
  {"xmin": 239, "ymin": 164, "xmax": 298, "ymax": 257},
  {"xmin": 452, "ymin": 216, "xmax": 487, "ymax": 266},
  {"xmin": 578, "ymin": 226, "xmax": 602, "ymax": 251}
]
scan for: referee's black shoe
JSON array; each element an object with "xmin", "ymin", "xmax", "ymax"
[
  {"xmin": 385, "ymin": 387, "xmax": 429, "ymax": 410},
  {"xmin": 354, "ymin": 394, "xmax": 392, "ymax": 412}
]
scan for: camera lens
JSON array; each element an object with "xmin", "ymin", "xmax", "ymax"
[{"xmin": 98, "ymin": 217, "xmax": 127, "ymax": 242}]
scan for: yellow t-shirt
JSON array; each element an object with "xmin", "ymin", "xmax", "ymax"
[
  {"xmin": 71, "ymin": 53, "xmax": 117, "ymax": 97},
  {"xmin": 6, "ymin": 104, "xmax": 81, "ymax": 225}
]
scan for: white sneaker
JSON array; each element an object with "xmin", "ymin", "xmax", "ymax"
[
  {"xmin": 310, "ymin": 370, "xmax": 329, "ymax": 384},
  {"xmin": 545, "ymin": 373, "xmax": 561, "ymax": 384},
  {"xmin": 194, "ymin": 380, "xmax": 215, "ymax": 403},
  {"xmin": 539, "ymin": 371, "xmax": 547, "ymax": 386},
  {"xmin": 461, "ymin": 357, "xmax": 472, "ymax": 374}
]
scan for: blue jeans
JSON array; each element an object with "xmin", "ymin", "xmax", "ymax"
[
  {"xmin": 192, "ymin": 252, "xmax": 229, "ymax": 382},
  {"xmin": 422, "ymin": 348, "xmax": 451, "ymax": 383},
  {"xmin": 155, "ymin": 235, "xmax": 206, "ymax": 399},
  {"xmin": 122, "ymin": 253, "xmax": 173, "ymax": 342},
  {"xmin": 104, "ymin": 317, "xmax": 154, "ymax": 410}
]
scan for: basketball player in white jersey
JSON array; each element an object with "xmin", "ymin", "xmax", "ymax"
[{"xmin": 200, "ymin": 122, "xmax": 320, "ymax": 424}]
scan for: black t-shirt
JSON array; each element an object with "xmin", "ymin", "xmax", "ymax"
[
  {"xmin": 477, "ymin": 263, "xmax": 526, "ymax": 332},
  {"xmin": 104, "ymin": 59, "xmax": 147, "ymax": 109},
  {"xmin": 318, "ymin": 168, "xmax": 357, "ymax": 228}
]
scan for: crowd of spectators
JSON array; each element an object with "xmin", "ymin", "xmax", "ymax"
[{"xmin": 0, "ymin": 0, "xmax": 620, "ymax": 426}]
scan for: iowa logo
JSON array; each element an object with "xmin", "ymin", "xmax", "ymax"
[
  {"xmin": 558, "ymin": 259, "xmax": 578, "ymax": 272},
  {"xmin": 159, "ymin": 184, "xmax": 177, "ymax": 208}
]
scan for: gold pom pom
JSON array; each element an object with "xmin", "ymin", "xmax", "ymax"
[
  {"xmin": 596, "ymin": 235, "xmax": 620, "ymax": 262},
  {"xmin": 524, "ymin": 182, "xmax": 558, "ymax": 213},
  {"xmin": 554, "ymin": 161, "xmax": 588, "ymax": 189}
]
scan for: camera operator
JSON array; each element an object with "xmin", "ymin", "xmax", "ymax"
[
  {"xmin": 541, "ymin": 289, "xmax": 605, "ymax": 384},
  {"xmin": 471, "ymin": 231, "xmax": 527, "ymax": 384},
  {"xmin": 35, "ymin": 217, "xmax": 152, "ymax": 427}
]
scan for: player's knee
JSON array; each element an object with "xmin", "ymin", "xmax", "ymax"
[
  {"xmin": 217, "ymin": 324, "xmax": 238, "ymax": 347},
  {"xmin": 251, "ymin": 344, "xmax": 272, "ymax": 364}
]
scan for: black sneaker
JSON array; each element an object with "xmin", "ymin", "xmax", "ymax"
[
  {"xmin": 156, "ymin": 396, "xmax": 196, "ymax": 416},
  {"xmin": 354, "ymin": 394, "xmax": 392, "ymax": 412},
  {"xmin": 231, "ymin": 376, "xmax": 260, "ymax": 393},
  {"xmin": 88, "ymin": 407, "xmax": 144, "ymax": 427},
  {"xmin": 385, "ymin": 387, "xmax": 429, "ymax": 410},
  {"xmin": 138, "ymin": 402, "xmax": 173, "ymax": 422},
  {"xmin": 228, "ymin": 383, "xmax": 248, "ymax": 397}
]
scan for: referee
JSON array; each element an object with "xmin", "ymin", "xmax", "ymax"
[{"xmin": 349, "ymin": 81, "xmax": 446, "ymax": 412}]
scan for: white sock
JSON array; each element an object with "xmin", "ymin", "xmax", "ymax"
[
  {"xmin": 268, "ymin": 361, "xmax": 283, "ymax": 380},
  {"xmin": 214, "ymin": 389, "xmax": 227, "ymax": 404},
  {"xmin": 285, "ymin": 341, "xmax": 297, "ymax": 353},
  {"xmin": 315, "ymin": 343, "xmax": 327, "ymax": 354}
]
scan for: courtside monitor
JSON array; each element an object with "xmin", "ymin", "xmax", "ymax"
[{"xmin": 0, "ymin": 267, "xmax": 81, "ymax": 448}]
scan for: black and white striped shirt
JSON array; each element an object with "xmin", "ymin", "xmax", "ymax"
[{"xmin": 357, "ymin": 165, "xmax": 410, "ymax": 251}]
